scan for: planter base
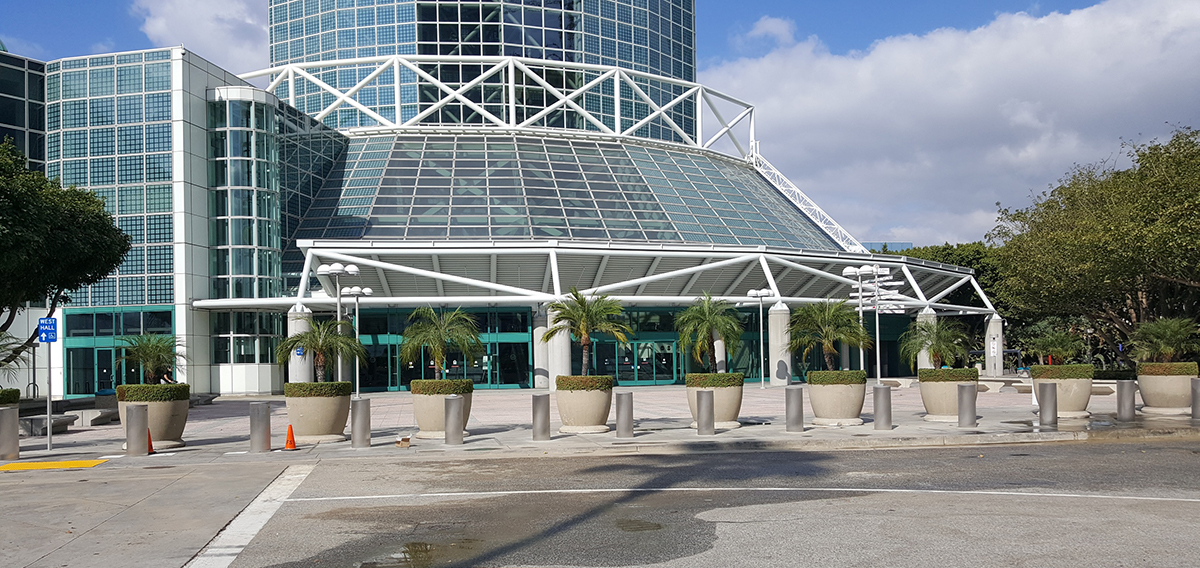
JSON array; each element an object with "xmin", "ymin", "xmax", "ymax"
[
  {"xmin": 923, "ymin": 414, "xmax": 958, "ymax": 422},
  {"xmin": 689, "ymin": 421, "xmax": 742, "ymax": 429},
  {"xmin": 560, "ymin": 425, "xmax": 609, "ymax": 434},
  {"xmin": 413, "ymin": 429, "xmax": 470, "ymax": 439},
  {"xmin": 1140, "ymin": 406, "xmax": 1191, "ymax": 416},
  {"xmin": 122, "ymin": 439, "xmax": 185, "ymax": 450},
  {"xmin": 295, "ymin": 433, "xmax": 346, "ymax": 444},
  {"xmin": 812, "ymin": 417, "xmax": 863, "ymax": 426}
]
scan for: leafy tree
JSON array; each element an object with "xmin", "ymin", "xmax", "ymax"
[
  {"xmin": 542, "ymin": 288, "xmax": 632, "ymax": 376},
  {"xmin": 1130, "ymin": 318, "xmax": 1200, "ymax": 363},
  {"xmin": 0, "ymin": 141, "xmax": 130, "ymax": 364},
  {"xmin": 788, "ymin": 301, "xmax": 873, "ymax": 371},
  {"xmin": 275, "ymin": 319, "xmax": 365, "ymax": 382},
  {"xmin": 675, "ymin": 292, "xmax": 743, "ymax": 372},
  {"xmin": 898, "ymin": 318, "xmax": 971, "ymax": 368},
  {"xmin": 116, "ymin": 335, "xmax": 187, "ymax": 384},
  {"xmin": 1028, "ymin": 331, "xmax": 1083, "ymax": 365},
  {"xmin": 398, "ymin": 307, "xmax": 483, "ymax": 380}
]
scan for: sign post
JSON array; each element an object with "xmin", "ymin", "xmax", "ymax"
[{"xmin": 39, "ymin": 318, "xmax": 57, "ymax": 451}]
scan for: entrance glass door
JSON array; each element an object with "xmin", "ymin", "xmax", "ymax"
[{"xmin": 606, "ymin": 341, "xmax": 677, "ymax": 386}]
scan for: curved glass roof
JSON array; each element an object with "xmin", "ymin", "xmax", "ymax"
[{"xmin": 291, "ymin": 134, "xmax": 841, "ymax": 251}]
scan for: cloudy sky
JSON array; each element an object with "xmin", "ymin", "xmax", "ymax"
[{"xmin": 2, "ymin": 0, "xmax": 1198, "ymax": 245}]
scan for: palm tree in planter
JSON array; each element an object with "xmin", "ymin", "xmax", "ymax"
[
  {"xmin": 275, "ymin": 319, "xmax": 366, "ymax": 443},
  {"xmin": 789, "ymin": 301, "xmax": 873, "ymax": 425},
  {"xmin": 399, "ymin": 307, "xmax": 484, "ymax": 438},
  {"xmin": 114, "ymin": 334, "xmax": 190, "ymax": 448},
  {"xmin": 676, "ymin": 293, "xmax": 746, "ymax": 429},
  {"xmin": 897, "ymin": 318, "xmax": 976, "ymax": 422},
  {"xmin": 1131, "ymin": 318, "xmax": 1200, "ymax": 415},
  {"xmin": 543, "ymin": 288, "xmax": 632, "ymax": 433}
]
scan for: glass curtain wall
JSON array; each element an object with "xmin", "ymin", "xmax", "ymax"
[{"xmin": 62, "ymin": 308, "xmax": 174, "ymax": 397}]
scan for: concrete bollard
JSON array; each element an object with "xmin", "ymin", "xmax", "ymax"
[
  {"xmin": 615, "ymin": 391, "xmax": 633, "ymax": 438},
  {"xmin": 351, "ymin": 397, "xmax": 371, "ymax": 449},
  {"xmin": 125, "ymin": 404, "xmax": 149, "ymax": 456},
  {"xmin": 532, "ymin": 393, "xmax": 550, "ymax": 441},
  {"xmin": 958, "ymin": 383, "xmax": 977, "ymax": 428},
  {"xmin": 1117, "ymin": 380, "xmax": 1137, "ymax": 422},
  {"xmin": 697, "ymin": 390, "xmax": 715, "ymax": 436},
  {"xmin": 874, "ymin": 385, "xmax": 892, "ymax": 431},
  {"xmin": 444, "ymin": 394, "xmax": 464, "ymax": 445},
  {"xmin": 1192, "ymin": 378, "xmax": 1200, "ymax": 420},
  {"xmin": 786, "ymin": 385, "xmax": 804, "ymax": 433},
  {"xmin": 1038, "ymin": 381, "xmax": 1058, "ymax": 426},
  {"xmin": 249, "ymin": 402, "xmax": 271, "ymax": 453},
  {"xmin": 0, "ymin": 407, "xmax": 19, "ymax": 461}
]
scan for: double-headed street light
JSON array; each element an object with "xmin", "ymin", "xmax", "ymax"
[
  {"xmin": 343, "ymin": 286, "xmax": 373, "ymax": 398},
  {"xmin": 316, "ymin": 262, "xmax": 359, "ymax": 382},
  {"xmin": 845, "ymin": 265, "xmax": 902, "ymax": 381},
  {"xmin": 842, "ymin": 266, "xmax": 868, "ymax": 371},
  {"xmin": 747, "ymin": 288, "xmax": 773, "ymax": 389}
]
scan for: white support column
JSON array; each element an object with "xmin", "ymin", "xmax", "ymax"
[
  {"xmin": 985, "ymin": 314, "xmax": 1005, "ymax": 377},
  {"xmin": 287, "ymin": 304, "xmax": 313, "ymax": 383},
  {"xmin": 916, "ymin": 307, "xmax": 936, "ymax": 370},
  {"xmin": 533, "ymin": 306, "xmax": 550, "ymax": 389},
  {"xmin": 546, "ymin": 307, "xmax": 571, "ymax": 391},
  {"xmin": 768, "ymin": 302, "xmax": 791, "ymax": 386},
  {"xmin": 839, "ymin": 342, "xmax": 850, "ymax": 371},
  {"xmin": 712, "ymin": 330, "xmax": 727, "ymax": 373}
]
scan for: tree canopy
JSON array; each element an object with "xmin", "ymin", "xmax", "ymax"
[
  {"xmin": 399, "ymin": 307, "xmax": 483, "ymax": 379},
  {"xmin": 675, "ymin": 292, "xmax": 743, "ymax": 371},
  {"xmin": 543, "ymin": 288, "xmax": 632, "ymax": 376}
]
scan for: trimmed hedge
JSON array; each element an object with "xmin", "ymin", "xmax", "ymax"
[
  {"xmin": 0, "ymin": 388, "xmax": 19, "ymax": 405},
  {"xmin": 1094, "ymin": 369, "xmax": 1136, "ymax": 381},
  {"xmin": 117, "ymin": 384, "xmax": 191, "ymax": 402},
  {"xmin": 806, "ymin": 370, "xmax": 868, "ymax": 385},
  {"xmin": 1137, "ymin": 362, "xmax": 1199, "ymax": 377},
  {"xmin": 917, "ymin": 368, "xmax": 979, "ymax": 382},
  {"xmin": 685, "ymin": 373, "xmax": 746, "ymax": 388},
  {"xmin": 284, "ymin": 381, "xmax": 352, "ymax": 398},
  {"xmin": 1031, "ymin": 364, "xmax": 1094, "ymax": 380},
  {"xmin": 556, "ymin": 375, "xmax": 614, "ymax": 391},
  {"xmin": 410, "ymin": 379, "xmax": 474, "ymax": 396}
]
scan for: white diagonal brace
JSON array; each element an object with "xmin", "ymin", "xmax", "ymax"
[
  {"xmin": 519, "ymin": 68, "xmax": 617, "ymax": 129},
  {"xmin": 513, "ymin": 60, "xmax": 614, "ymax": 134},
  {"xmin": 925, "ymin": 275, "xmax": 971, "ymax": 304},
  {"xmin": 759, "ymin": 255, "xmax": 780, "ymax": 297},
  {"xmin": 292, "ymin": 67, "xmax": 392, "ymax": 126},
  {"xmin": 634, "ymin": 257, "xmax": 661, "ymax": 295},
  {"xmin": 396, "ymin": 58, "xmax": 509, "ymax": 127},
  {"xmin": 620, "ymin": 73, "xmax": 698, "ymax": 145},
  {"xmin": 900, "ymin": 264, "xmax": 927, "ymax": 302},
  {"xmin": 313, "ymin": 61, "xmax": 394, "ymax": 123},
  {"xmin": 584, "ymin": 255, "xmax": 751, "ymax": 296},
  {"xmin": 701, "ymin": 90, "xmax": 747, "ymax": 157},
  {"xmin": 314, "ymin": 251, "xmax": 542, "ymax": 297},
  {"xmin": 722, "ymin": 259, "xmax": 760, "ymax": 296}
]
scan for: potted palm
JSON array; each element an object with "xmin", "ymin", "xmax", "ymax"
[
  {"xmin": 899, "ymin": 319, "xmax": 974, "ymax": 421},
  {"xmin": 543, "ymin": 288, "xmax": 632, "ymax": 433},
  {"xmin": 1030, "ymin": 363, "xmax": 1094, "ymax": 418},
  {"xmin": 677, "ymin": 293, "xmax": 746, "ymax": 428},
  {"xmin": 399, "ymin": 307, "xmax": 483, "ymax": 439},
  {"xmin": 115, "ymin": 334, "xmax": 190, "ymax": 448},
  {"xmin": 275, "ymin": 319, "xmax": 364, "ymax": 443},
  {"xmin": 790, "ymin": 301, "xmax": 873, "ymax": 426},
  {"xmin": 1030, "ymin": 331, "xmax": 1083, "ymax": 365},
  {"xmin": 1131, "ymin": 318, "xmax": 1200, "ymax": 415}
]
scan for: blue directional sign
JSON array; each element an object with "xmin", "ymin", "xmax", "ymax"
[{"xmin": 38, "ymin": 318, "xmax": 57, "ymax": 343}]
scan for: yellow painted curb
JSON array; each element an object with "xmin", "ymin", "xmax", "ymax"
[{"xmin": 0, "ymin": 460, "xmax": 108, "ymax": 471}]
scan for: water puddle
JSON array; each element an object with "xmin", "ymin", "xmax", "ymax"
[{"xmin": 360, "ymin": 540, "xmax": 482, "ymax": 568}]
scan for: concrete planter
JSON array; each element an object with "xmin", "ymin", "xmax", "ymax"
[
  {"xmin": 919, "ymin": 381, "xmax": 976, "ymax": 422},
  {"xmin": 118, "ymin": 400, "xmax": 189, "ymax": 449},
  {"xmin": 285, "ymin": 395, "xmax": 351, "ymax": 443},
  {"xmin": 1137, "ymin": 375, "xmax": 1195, "ymax": 415},
  {"xmin": 686, "ymin": 385, "xmax": 744, "ymax": 429},
  {"xmin": 1033, "ymin": 378, "xmax": 1093, "ymax": 418},
  {"xmin": 412, "ymin": 392, "xmax": 473, "ymax": 439},
  {"xmin": 807, "ymin": 383, "xmax": 866, "ymax": 426},
  {"xmin": 556, "ymin": 389, "xmax": 612, "ymax": 433}
]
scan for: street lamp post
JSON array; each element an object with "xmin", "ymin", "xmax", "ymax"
[
  {"xmin": 748, "ymin": 288, "xmax": 773, "ymax": 389},
  {"xmin": 1086, "ymin": 327, "xmax": 1094, "ymax": 366},
  {"xmin": 316, "ymin": 262, "xmax": 359, "ymax": 382},
  {"xmin": 842, "ymin": 266, "xmax": 868, "ymax": 371},
  {"xmin": 344, "ymin": 286, "xmax": 373, "ymax": 398}
]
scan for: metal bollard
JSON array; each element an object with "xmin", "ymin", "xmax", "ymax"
[
  {"xmin": 958, "ymin": 383, "xmax": 977, "ymax": 428},
  {"xmin": 786, "ymin": 385, "xmax": 804, "ymax": 432},
  {"xmin": 1038, "ymin": 381, "xmax": 1058, "ymax": 426},
  {"xmin": 615, "ymin": 391, "xmax": 634, "ymax": 438},
  {"xmin": 696, "ymin": 390, "xmax": 715, "ymax": 436},
  {"xmin": 125, "ymin": 404, "xmax": 149, "ymax": 456},
  {"xmin": 351, "ymin": 397, "xmax": 371, "ymax": 449},
  {"xmin": 874, "ymin": 385, "xmax": 892, "ymax": 431},
  {"xmin": 0, "ymin": 407, "xmax": 19, "ymax": 461},
  {"xmin": 1192, "ymin": 378, "xmax": 1200, "ymax": 420},
  {"xmin": 532, "ymin": 393, "xmax": 550, "ymax": 441},
  {"xmin": 444, "ymin": 394, "xmax": 464, "ymax": 445},
  {"xmin": 249, "ymin": 402, "xmax": 271, "ymax": 453},
  {"xmin": 1117, "ymin": 380, "xmax": 1136, "ymax": 422}
]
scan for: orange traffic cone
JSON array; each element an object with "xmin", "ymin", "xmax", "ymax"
[
  {"xmin": 147, "ymin": 431, "xmax": 156, "ymax": 455},
  {"xmin": 283, "ymin": 425, "xmax": 297, "ymax": 451}
]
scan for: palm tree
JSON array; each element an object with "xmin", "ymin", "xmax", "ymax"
[
  {"xmin": 788, "ymin": 301, "xmax": 873, "ymax": 371},
  {"xmin": 1131, "ymin": 318, "xmax": 1200, "ymax": 363},
  {"xmin": 399, "ymin": 307, "xmax": 484, "ymax": 380},
  {"xmin": 116, "ymin": 335, "xmax": 188, "ymax": 384},
  {"xmin": 675, "ymin": 293, "xmax": 743, "ymax": 372},
  {"xmin": 898, "ymin": 318, "xmax": 970, "ymax": 369},
  {"xmin": 1028, "ymin": 331, "xmax": 1083, "ymax": 365},
  {"xmin": 275, "ymin": 319, "xmax": 365, "ymax": 382},
  {"xmin": 543, "ymin": 288, "xmax": 632, "ymax": 376},
  {"xmin": 0, "ymin": 331, "xmax": 29, "ymax": 382}
]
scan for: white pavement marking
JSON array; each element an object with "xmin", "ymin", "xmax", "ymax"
[
  {"xmin": 287, "ymin": 486, "xmax": 1200, "ymax": 505},
  {"xmin": 185, "ymin": 464, "xmax": 316, "ymax": 568},
  {"xmin": 98, "ymin": 455, "xmax": 124, "ymax": 459}
]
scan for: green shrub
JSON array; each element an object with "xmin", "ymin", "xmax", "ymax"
[
  {"xmin": 684, "ymin": 373, "xmax": 745, "ymax": 388},
  {"xmin": 283, "ymin": 381, "xmax": 352, "ymax": 398},
  {"xmin": 806, "ymin": 370, "xmax": 868, "ymax": 385},
  {"xmin": 917, "ymin": 368, "xmax": 979, "ymax": 382},
  {"xmin": 556, "ymin": 375, "xmax": 614, "ymax": 391},
  {"xmin": 116, "ymin": 384, "xmax": 191, "ymax": 402},
  {"xmin": 1031, "ymin": 364, "xmax": 1094, "ymax": 380},
  {"xmin": 409, "ymin": 379, "xmax": 474, "ymax": 395},
  {"xmin": 0, "ymin": 388, "xmax": 19, "ymax": 405},
  {"xmin": 1094, "ymin": 369, "xmax": 1136, "ymax": 380},
  {"xmin": 1137, "ymin": 362, "xmax": 1199, "ymax": 377}
]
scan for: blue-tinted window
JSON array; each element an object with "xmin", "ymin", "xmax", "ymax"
[
  {"xmin": 119, "ymin": 186, "xmax": 144, "ymax": 214},
  {"xmin": 62, "ymin": 131, "xmax": 88, "ymax": 158},
  {"xmin": 119, "ymin": 246, "xmax": 144, "ymax": 274},
  {"xmin": 147, "ymin": 276, "xmax": 173, "ymax": 304},
  {"xmin": 146, "ymin": 154, "xmax": 172, "ymax": 182},
  {"xmin": 90, "ymin": 128, "xmax": 115, "ymax": 156},
  {"xmin": 118, "ymin": 216, "xmax": 144, "ymax": 243},
  {"xmin": 118, "ymin": 277, "xmax": 145, "ymax": 305},
  {"xmin": 145, "ymin": 123, "xmax": 172, "ymax": 152},
  {"xmin": 89, "ymin": 68, "xmax": 114, "ymax": 97},
  {"xmin": 90, "ymin": 98, "xmax": 115, "ymax": 126},
  {"xmin": 116, "ymin": 66, "xmax": 143, "ymax": 94},
  {"xmin": 62, "ymin": 100, "xmax": 87, "ymax": 128},
  {"xmin": 118, "ymin": 155, "xmax": 144, "ymax": 184},
  {"xmin": 146, "ymin": 184, "xmax": 172, "ymax": 213},
  {"xmin": 117, "ymin": 95, "xmax": 142, "ymax": 123},
  {"xmin": 147, "ymin": 215, "xmax": 172, "ymax": 243},
  {"xmin": 89, "ymin": 158, "xmax": 115, "ymax": 185},
  {"xmin": 147, "ymin": 245, "xmax": 173, "ymax": 273},
  {"xmin": 144, "ymin": 63, "xmax": 171, "ymax": 92},
  {"xmin": 61, "ymin": 71, "xmax": 87, "ymax": 99},
  {"xmin": 145, "ymin": 93, "xmax": 171, "ymax": 122},
  {"xmin": 118, "ymin": 126, "xmax": 143, "ymax": 154}
]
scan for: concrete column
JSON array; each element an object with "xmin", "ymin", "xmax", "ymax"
[
  {"xmin": 533, "ymin": 306, "xmax": 550, "ymax": 389},
  {"xmin": 287, "ymin": 304, "xmax": 314, "ymax": 383},
  {"xmin": 546, "ymin": 307, "xmax": 571, "ymax": 391},
  {"xmin": 712, "ymin": 331, "xmax": 727, "ymax": 373},
  {"xmin": 984, "ymin": 314, "xmax": 1005, "ymax": 377},
  {"xmin": 916, "ymin": 308, "xmax": 936, "ymax": 370},
  {"xmin": 839, "ymin": 342, "xmax": 850, "ymax": 370},
  {"xmin": 768, "ymin": 302, "xmax": 791, "ymax": 386}
]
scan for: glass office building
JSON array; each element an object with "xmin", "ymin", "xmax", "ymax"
[{"xmin": 0, "ymin": 49, "xmax": 46, "ymax": 172}]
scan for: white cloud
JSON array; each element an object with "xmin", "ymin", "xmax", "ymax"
[
  {"xmin": 0, "ymin": 35, "xmax": 47, "ymax": 59},
  {"xmin": 90, "ymin": 40, "xmax": 116, "ymax": 54},
  {"xmin": 131, "ymin": 0, "xmax": 268, "ymax": 75},
  {"xmin": 744, "ymin": 16, "xmax": 797, "ymax": 47},
  {"xmin": 700, "ymin": 0, "xmax": 1200, "ymax": 245}
]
